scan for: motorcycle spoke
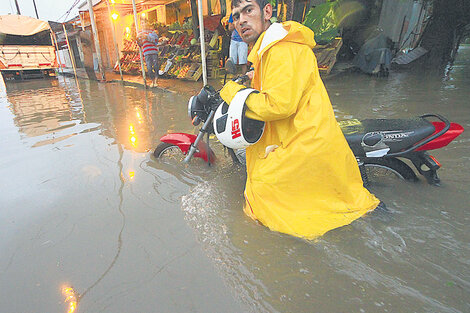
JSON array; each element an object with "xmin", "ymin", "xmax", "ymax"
[
  {"xmin": 157, "ymin": 145, "xmax": 186, "ymax": 163},
  {"xmin": 364, "ymin": 164, "xmax": 405, "ymax": 186}
]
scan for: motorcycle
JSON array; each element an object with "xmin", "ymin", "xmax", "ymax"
[{"xmin": 153, "ymin": 78, "xmax": 464, "ymax": 187}]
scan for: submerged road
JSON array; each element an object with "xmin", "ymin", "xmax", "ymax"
[{"xmin": 1, "ymin": 46, "xmax": 469, "ymax": 312}]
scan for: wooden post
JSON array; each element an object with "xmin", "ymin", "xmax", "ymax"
[
  {"xmin": 50, "ymin": 31, "xmax": 64, "ymax": 75},
  {"xmin": 87, "ymin": 0, "xmax": 106, "ymax": 81},
  {"xmin": 197, "ymin": 0, "xmax": 208, "ymax": 85},
  {"xmin": 106, "ymin": 0, "xmax": 123, "ymax": 81},
  {"xmin": 62, "ymin": 23, "xmax": 78, "ymax": 79},
  {"xmin": 78, "ymin": 12, "xmax": 85, "ymax": 31},
  {"xmin": 62, "ymin": 22, "xmax": 86, "ymax": 106},
  {"xmin": 132, "ymin": 0, "xmax": 147, "ymax": 88}
]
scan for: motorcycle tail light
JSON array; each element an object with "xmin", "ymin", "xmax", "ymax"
[{"xmin": 428, "ymin": 155, "xmax": 441, "ymax": 168}]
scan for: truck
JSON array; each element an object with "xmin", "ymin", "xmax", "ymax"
[{"xmin": 0, "ymin": 15, "xmax": 58, "ymax": 80}]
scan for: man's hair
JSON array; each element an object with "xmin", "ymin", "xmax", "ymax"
[{"xmin": 231, "ymin": 0, "xmax": 269, "ymax": 10}]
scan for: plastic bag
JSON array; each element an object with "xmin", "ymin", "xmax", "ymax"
[{"xmin": 302, "ymin": 1, "xmax": 339, "ymax": 45}]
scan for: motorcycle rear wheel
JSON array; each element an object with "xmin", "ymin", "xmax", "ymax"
[
  {"xmin": 153, "ymin": 142, "xmax": 185, "ymax": 162},
  {"xmin": 363, "ymin": 157, "xmax": 418, "ymax": 184}
]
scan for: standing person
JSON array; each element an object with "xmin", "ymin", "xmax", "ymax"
[
  {"xmin": 137, "ymin": 26, "xmax": 159, "ymax": 87},
  {"xmin": 219, "ymin": 0, "xmax": 380, "ymax": 239},
  {"xmin": 221, "ymin": 23, "xmax": 231, "ymax": 68},
  {"xmin": 228, "ymin": 13, "xmax": 248, "ymax": 74}
]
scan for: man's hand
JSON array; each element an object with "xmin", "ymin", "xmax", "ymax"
[{"xmin": 245, "ymin": 70, "xmax": 254, "ymax": 80}]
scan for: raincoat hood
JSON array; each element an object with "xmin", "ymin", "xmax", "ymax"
[{"xmin": 248, "ymin": 21, "xmax": 316, "ymax": 66}]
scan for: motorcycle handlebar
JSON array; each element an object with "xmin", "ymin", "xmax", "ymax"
[
  {"xmin": 233, "ymin": 74, "xmax": 249, "ymax": 84},
  {"xmin": 190, "ymin": 72, "xmax": 252, "ymax": 121}
]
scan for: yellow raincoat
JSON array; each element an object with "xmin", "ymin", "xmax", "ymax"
[{"xmin": 220, "ymin": 22, "xmax": 379, "ymax": 239}]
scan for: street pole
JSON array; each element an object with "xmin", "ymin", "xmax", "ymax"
[
  {"xmin": 131, "ymin": 0, "xmax": 147, "ymax": 88},
  {"xmin": 106, "ymin": 0, "xmax": 123, "ymax": 81},
  {"xmin": 32, "ymin": 0, "xmax": 39, "ymax": 19},
  {"xmin": 197, "ymin": 0, "xmax": 207, "ymax": 86},
  {"xmin": 86, "ymin": 0, "xmax": 106, "ymax": 81}
]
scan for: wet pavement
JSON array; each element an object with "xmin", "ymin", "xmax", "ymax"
[{"xmin": 1, "ymin": 45, "xmax": 469, "ymax": 313}]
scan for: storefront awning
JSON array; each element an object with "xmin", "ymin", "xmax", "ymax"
[
  {"xmin": 78, "ymin": 0, "xmax": 178, "ymax": 13},
  {"xmin": 0, "ymin": 15, "xmax": 51, "ymax": 36}
]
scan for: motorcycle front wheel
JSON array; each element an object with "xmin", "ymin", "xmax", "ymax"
[
  {"xmin": 153, "ymin": 142, "xmax": 186, "ymax": 162},
  {"xmin": 363, "ymin": 157, "xmax": 418, "ymax": 186}
]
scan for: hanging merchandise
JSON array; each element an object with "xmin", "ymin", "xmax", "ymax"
[{"xmin": 302, "ymin": 0, "xmax": 339, "ymax": 45}]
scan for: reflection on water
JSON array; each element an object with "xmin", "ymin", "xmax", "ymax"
[
  {"xmin": 62, "ymin": 286, "xmax": 78, "ymax": 313},
  {"xmin": 0, "ymin": 45, "xmax": 469, "ymax": 313},
  {"xmin": 6, "ymin": 79, "xmax": 83, "ymax": 140}
]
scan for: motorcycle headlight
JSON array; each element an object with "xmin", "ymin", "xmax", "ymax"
[
  {"xmin": 188, "ymin": 95, "xmax": 205, "ymax": 126},
  {"xmin": 187, "ymin": 86, "xmax": 217, "ymax": 126},
  {"xmin": 188, "ymin": 96, "xmax": 196, "ymax": 119}
]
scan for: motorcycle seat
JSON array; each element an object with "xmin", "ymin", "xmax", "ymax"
[{"xmin": 340, "ymin": 118, "xmax": 435, "ymax": 157}]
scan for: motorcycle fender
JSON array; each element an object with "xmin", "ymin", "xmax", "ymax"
[
  {"xmin": 160, "ymin": 133, "xmax": 196, "ymax": 154},
  {"xmin": 159, "ymin": 133, "xmax": 216, "ymax": 163}
]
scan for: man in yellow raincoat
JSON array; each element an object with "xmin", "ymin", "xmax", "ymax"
[{"xmin": 220, "ymin": 0, "xmax": 380, "ymax": 239}]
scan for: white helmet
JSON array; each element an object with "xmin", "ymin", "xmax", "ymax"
[{"xmin": 213, "ymin": 88, "xmax": 265, "ymax": 149}]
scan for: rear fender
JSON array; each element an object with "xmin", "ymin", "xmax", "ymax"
[
  {"xmin": 160, "ymin": 133, "xmax": 216, "ymax": 163},
  {"xmin": 416, "ymin": 122, "xmax": 464, "ymax": 151}
]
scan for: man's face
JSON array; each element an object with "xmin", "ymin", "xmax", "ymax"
[{"xmin": 231, "ymin": 0, "xmax": 272, "ymax": 44}]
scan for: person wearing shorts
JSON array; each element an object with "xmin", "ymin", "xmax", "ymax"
[{"xmin": 228, "ymin": 13, "xmax": 248, "ymax": 74}]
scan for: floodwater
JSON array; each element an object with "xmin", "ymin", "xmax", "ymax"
[{"xmin": 1, "ymin": 46, "xmax": 469, "ymax": 313}]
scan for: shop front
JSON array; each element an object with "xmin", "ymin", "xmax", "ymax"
[{"xmin": 79, "ymin": 0, "xmax": 229, "ymax": 82}]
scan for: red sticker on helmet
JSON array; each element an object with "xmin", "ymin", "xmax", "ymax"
[{"xmin": 231, "ymin": 119, "xmax": 241, "ymax": 139}]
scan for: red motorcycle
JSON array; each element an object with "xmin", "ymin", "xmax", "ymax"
[{"xmin": 153, "ymin": 83, "xmax": 464, "ymax": 186}]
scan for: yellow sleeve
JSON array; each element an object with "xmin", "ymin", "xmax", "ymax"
[
  {"xmin": 245, "ymin": 44, "xmax": 314, "ymax": 122},
  {"xmin": 220, "ymin": 80, "xmax": 245, "ymax": 103}
]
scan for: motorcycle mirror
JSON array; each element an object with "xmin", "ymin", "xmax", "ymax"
[
  {"xmin": 197, "ymin": 87, "xmax": 209, "ymax": 104},
  {"xmin": 225, "ymin": 59, "xmax": 237, "ymax": 75}
]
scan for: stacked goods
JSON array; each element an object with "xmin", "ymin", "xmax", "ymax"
[
  {"xmin": 168, "ymin": 64, "xmax": 179, "ymax": 76},
  {"xmin": 120, "ymin": 62, "xmax": 140, "ymax": 72},
  {"xmin": 123, "ymin": 40, "xmax": 139, "ymax": 51},
  {"xmin": 168, "ymin": 32, "xmax": 182, "ymax": 45},
  {"xmin": 206, "ymin": 50, "xmax": 220, "ymax": 79},
  {"xmin": 176, "ymin": 32, "xmax": 194, "ymax": 46},
  {"xmin": 177, "ymin": 63, "xmax": 191, "ymax": 78},
  {"xmin": 121, "ymin": 51, "xmax": 140, "ymax": 62},
  {"xmin": 115, "ymin": 29, "xmax": 221, "ymax": 80},
  {"xmin": 187, "ymin": 64, "xmax": 202, "ymax": 81},
  {"xmin": 184, "ymin": 63, "xmax": 199, "ymax": 79},
  {"xmin": 168, "ymin": 21, "xmax": 181, "ymax": 31},
  {"xmin": 116, "ymin": 39, "xmax": 141, "ymax": 74},
  {"xmin": 181, "ymin": 45, "xmax": 199, "ymax": 61},
  {"xmin": 182, "ymin": 18, "xmax": 192, "ymax": 30}
]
